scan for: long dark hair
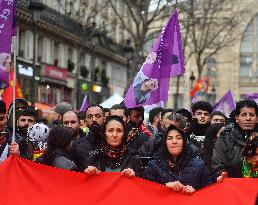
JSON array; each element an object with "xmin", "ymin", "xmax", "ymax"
[
  {"xmin": 42, "ymin": 125, "xmax": 73, "ymax": 166},
  {"xmin": 102, "ymin": 115, "xmax": 127, "ymax": 147},
  {"xmin": 160, "ymin": 125, "xmax": 192, "ymax": 172}
]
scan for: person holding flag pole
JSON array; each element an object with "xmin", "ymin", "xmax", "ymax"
[{"xmin": 0, "ymin": 0, "xmax": 20, "ymax": 161}]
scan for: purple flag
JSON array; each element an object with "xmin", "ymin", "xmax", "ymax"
[
  {"xmin": 0, "ymin": 0, "xmax": 16, "ymax": 89},
  {"xmin": 124, "ymin": 10, "xmax": 185, "ymax": 108},
  {"xmin": 245, "ymin": 93, "xmax": 258, "ymax": 104},
  {"xmin": 213, "ymin": 90, "xmax": 236, "ymax": 117},
  {"xmin": 80, "ymin": 95, "xmax": 90, "ymax": 112}
]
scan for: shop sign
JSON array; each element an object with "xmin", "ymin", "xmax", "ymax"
[
  {"xmin": 43, "ymin": 64, "xmax": 67, "ymax": 81},
  {"xmin": 81, "ymin": 83, "xmax": 89, "ymax": 91},
  {"xmin": 18, "ymin": 64, "xmax": 33, "ymax": 77},
  {"xmin": 93, "ymin": 85, "xmax": 102, "ymax": 93}
]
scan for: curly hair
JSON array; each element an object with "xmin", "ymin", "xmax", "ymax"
[
  {"xmin": 42, "ymin": 125, "xmax": 73, "ymax": 166},
  {"xmin": 192, "ymin": 101, "xmax": 212, "ymax": 114}
]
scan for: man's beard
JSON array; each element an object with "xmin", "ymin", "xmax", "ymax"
[
  {"xmin": 18, "ymin": 125, "xmax": 29, "ymax": 135},
  {"xmin": 71, "ymin": 128, "xmax": 79, "ymax": 139},
  {"xmin": 89, "ymin": 123, "xmax": 102, "ymax": 136}
]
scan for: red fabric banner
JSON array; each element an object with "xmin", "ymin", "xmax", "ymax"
[
  {"xmin": 0, "ymin": 155, "xmax": 257, "ymax": 205},
  {"xmin": 2, "ymin": 69, "xmax": 23, "ymax": 109}
]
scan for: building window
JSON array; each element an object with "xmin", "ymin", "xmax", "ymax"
[
  {"xmin": 38, "ymin": 85, "xmax": 61, "ymax": 105},
  {"xmin": 240, "ymin": 13, "xmax": 258, "ymax": 77},
  {"xmin": 240, "ymin": 56, "xmax": 252, "ymax": 77},
  {"xmin": 25, "ymin": 31, "xmax": 33, "ymax": 60},
  {"xmin": 206, "ymin": 57, "xmax": 217, "ymax": 78}
]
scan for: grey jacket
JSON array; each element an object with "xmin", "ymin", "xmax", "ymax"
[{"xmin": 52, "ymin": 149, "xmax": 77, "ymax": 171}]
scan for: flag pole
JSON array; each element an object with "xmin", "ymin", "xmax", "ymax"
[{"xmin": 12, "ymin": 35, "xmax": 17, "ymax": 142}]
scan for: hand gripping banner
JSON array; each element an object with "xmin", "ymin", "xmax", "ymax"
[{"xmin": 0, "ymin": 155, "xmax": 257, "ymax": 205}]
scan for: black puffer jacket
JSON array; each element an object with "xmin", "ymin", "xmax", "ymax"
[
  {"xmin": 142, "ymin": 147, "xmax": 214, "ymax": 190},
  {"xmin": 139, "ymin": 133, "xmax": 202, "ymax": 166},
  {"xmin": 211, "ymin": 123, "xmax": 253, "ymax": 178},
  {"xmin": 71, "ymin": 131, "xmax": 99, "ymax": 169}
]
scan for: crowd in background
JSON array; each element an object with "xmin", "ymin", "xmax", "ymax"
[{"xmin": 0, "ymin": 98, "xmax": 257, "ymax": 195}]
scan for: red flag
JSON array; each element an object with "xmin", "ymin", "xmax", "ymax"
[
  {"xmin": 190, "ymin": 78, "xmax": 209, "ymax": 97},
  {"xmin": 2, "ymin": 69, "xmax": 23, "ymax": 109},
  {"xmin": 0, "ymin": 155, "xmax": 257, "ymax": 205}
]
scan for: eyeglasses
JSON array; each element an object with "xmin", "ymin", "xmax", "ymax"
[{"xmin": 167, "ymin": 113, "xmax": 182, "ymax": 121}]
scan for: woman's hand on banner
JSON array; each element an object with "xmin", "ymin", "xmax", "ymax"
[
  {"xmin": 181, "ymin": 185, "xmax": 195, "ymax": 195},
  {"xmin": 217, "ymin": 171, "xmax": 228, "ymax": 183},
  {"xmin": 121, "ymin": 168, "xmax": 135, "ymax": 178},
  {"xmin": 84, "ymin": 166, "xmax": 101, "ymax": 175},
  {"xmin": 165, "ymin": 181, "xmax": 184, "ymax": 192}
]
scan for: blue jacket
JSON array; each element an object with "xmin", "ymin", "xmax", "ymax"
[{"xmin": 142, "ymin": 156, "xmax": 214, "ymax": 190}]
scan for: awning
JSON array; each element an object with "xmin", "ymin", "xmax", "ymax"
[
  {"xmin": 34, "ymin": 102, "xmax": 53, "ymax": 113},
  {"xmin": 100, "ymin": 93, "xmax": 124, "ymax": 108}
]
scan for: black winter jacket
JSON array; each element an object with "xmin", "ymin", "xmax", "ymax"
[
  {"xmin": 142, "ymin": 154, "xmax": 213, "ymax": 190},
  {"xmin": 211, "ymin": 123, "xmax": 252, "ymax": 178},
  {"xmin": 70, "ymin": 131, "xmax": 98, "ymax": 169},
  {"xmin": 88, "ymin": 148, "xmax": 144, "ymax": 177}
]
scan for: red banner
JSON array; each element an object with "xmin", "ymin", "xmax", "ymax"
[{"xmin": 0, "ymin": 155, "xmax": 257, "ymax": 205}]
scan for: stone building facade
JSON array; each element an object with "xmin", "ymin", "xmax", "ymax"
[
  {"xmin": 166, "ymin": 0, "xmax": 258, "ymax": 109},
  {"xmin": 16, "ymin": 0, "xmax": 130, "ymax": 109}
]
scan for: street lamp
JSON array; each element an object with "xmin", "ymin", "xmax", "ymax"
[
  {"xmin": 88, "ymin": 22, "xmax": 101, "ymax": 82},
  {"xmin": 211, "ymin": 84, "xmax": 216, "ymax": 104},
  {"xmin": 189, "ymin": 71, "xmax": 196, "ymax": 89},
  {"xmin": 189, "ymin": 71, "xmax": 196, "ymax": 104},
  {"xmin": 123, "ymin": 39, "xmax": 134, "ymax": 87},
  {"xmin": 28, "ymin": 0, "xmax": 45, "ymax": 106}
]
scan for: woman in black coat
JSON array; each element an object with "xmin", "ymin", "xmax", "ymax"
[
  {"xmin": 84, "ymin": 116, "xmax": 143, "ymax": 177},
  {"xmin": 142, "ymin": 125, "xmax": 214, "ymax": 194},
  {"xmin": 42, "ymin": 125, "xmax": 79, "ymax": 171}
]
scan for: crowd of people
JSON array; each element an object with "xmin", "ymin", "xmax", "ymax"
[{"xmin": 0, "ymin": 98, "xmax": 257, "ymax": 195}]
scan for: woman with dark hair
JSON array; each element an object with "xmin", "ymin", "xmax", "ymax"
[
  {"xmin": 84, "ymin": 116, "xmax": 143, "ymax": 177},
  {"xmin": 42, "ymin": 125, "xmax": 78, "ymax": 171},
  {"xmin": 142, "ymin": 125, "xmax": 214, "ymax": 194},
  {"xmin": 203, "ymin": 123, "xmax": 225, "ymax": 170}
]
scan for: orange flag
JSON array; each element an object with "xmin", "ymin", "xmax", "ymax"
[{"xmin": 2, "ymin": 69, "xmax": 23, "ymax": 109}]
